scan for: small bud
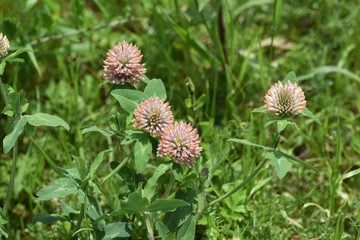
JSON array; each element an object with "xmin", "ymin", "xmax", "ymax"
[{"xmin": 0, "ymin": 32, "xmax": 10, "ymax": 58}]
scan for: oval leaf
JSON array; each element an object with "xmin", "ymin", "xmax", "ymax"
[
  {"xmin": 36, "ymin": 178, "xmax": 78, "ymax": 201},
  {"xmin": 98, "ymin": 222, "xmax": 134, "ymax": 240},
  {"xmin": 146, "ymin": 199, "xmax": 189, "ymax": 213},
  {"xmin": 3, "ymin": 117, "xmax": 27, "ymax": 154},
  {"xmin": 82, "ymin": 126, "xmax": 114, "ymax": 137},
  {"xmin": 144, "ymin": 79, "xmax": 167, "ymax": 100},
  {"xmin": 110, "ymin": 93, "xmax": 138, "ymax": 114},
  {"xmin": 265, "ymin": 151, "xmax": 292, "ymax": 179},
  {"xmin": 176, "ymin": 216, "xmax": 196, "ymax": 240},
  {"xmin": 25, "ymin": 113, "xmax": 69, "ymax": 131},
  {"xmin": 134, "ymin": 138, "xmax": 152, "ymax": 173}
]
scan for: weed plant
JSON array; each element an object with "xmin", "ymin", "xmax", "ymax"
[{"xmin": 0, "ymin": 1, "xmax": 360, "ymax": 239}]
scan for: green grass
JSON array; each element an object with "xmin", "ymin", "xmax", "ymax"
[{"xmin": 1, "ymin": 0, "xmax": 360, "ymax": 239}]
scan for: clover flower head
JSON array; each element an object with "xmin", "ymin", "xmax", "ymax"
[
  {"xmin": 132, "ymin": 97, "xmax": 174, "ymax": 136},
  {"xmin": 157, "ymin": 122, "xmax": 202, "ymax": 167},
  {"xmin": 103, "ymin": 41, "xmax": 146, "ymax": 85},
  {"xmin": 0, "ymin": 32, "xmax": 10, "ymax": 58},
  {"xmin": 264, "ymin": 80, "xmax": 306, "ymax": 118}
]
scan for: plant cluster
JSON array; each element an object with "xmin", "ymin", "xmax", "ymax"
[{"xmin": 0, "ymin": 32, "xmax": 322, "ymax": 239}]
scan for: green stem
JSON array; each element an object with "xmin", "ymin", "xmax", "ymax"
[
  {"xmin": 209, "ymin": 158, "xmax": 268, "ymax": 207},
  {"xmin": 100, "ymin": 157, "xmax": 130, "ymax": 185},
  {"xmin": 1, "ymin": 76, "xmax": 17, "ymax": 215},
  {"xmin": 3, "ymin": 140, "xmax": 18, "ymax": 214},
  {"xmin": 0, "ymin": 76, "xmax": 8, "ymax": 105},
  {"xmin": 144, "ymin": 213, "xmax": 154, "ymax": 240},
  {"xmin": 75, "ymin": 201, "xmax": 86, "ymax": 233}
]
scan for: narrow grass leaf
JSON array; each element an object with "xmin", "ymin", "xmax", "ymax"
[
  {"xmin": 144, "ymin": 78, "xmax": 167, "ymax": 100},
  {"xmin": 3, "ymin": 117, "xmax": 27, "ymax": 154},
  {"xmin": 340, "ymin": 168, "xmax": 360, "ymax": 181},
  {"xmin": 297, "ymin": 66, "xmax": 360, "ymax": 84},
  {"xmin": 146, "ymin": 199, "xmax": 189, "ymax": 213},
  {"xmin": 26, "ymin": 43, "xmax": 42, "ymax": 76},
  {"xmin": 25, "ymin": 113, "xmax": 70, "ymax": 130}
]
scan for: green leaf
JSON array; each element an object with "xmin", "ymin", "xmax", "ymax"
[
  {"xmin": 155, "ymin": 221, "xmax": 169, "ymax": 238},
  {"xmin": 340, "ymin": 168, "xmax": 360, "ymax": 181},
  {"xmin": 0, "ymin": 61, "xmax": 6, "ymax": 75},
  {"xmin": 25, "ymin": 113, "xmax": 70, "ymax": 130},
  {"xmin": 36, "ymin": 178, "xmax": 78, "ymax": 201},
  {"xmin": 300, "ymin": 107, "xmax": 321, "ymax": 125},
  {"xmin": 143, "ymin": 163, "xmax": 172, "ymax": 201},
  {"xmin": 193, "ymin": 94, "xmax": 206, "ymax": 109},
  {"xmin": 164, "ymin": 188, "xmax": 196, "ymax": 231},
  {"xmin": 32, "ymin": 214, "xmax": 68, "ymax": 224},
  {"xmin": 26, "ymin": 43, "xmax": 42, "ymax": 76},
  {"xmin": 176, "ymin": 216, "xmax": 196, "ymax": 240},
  {"xmin": 144, "ymin": 79, "xmax": 167, "ymax": 100},
  {"xmin": 146, "ymin": 199, "xmax": 189, "ymax": 213},
  {"xmin": 197, "ymin": 0, "xmax": 211, "ymax": 12},
  {"xmin": 297, "ymin": 65, "xmax": 360, "ymax": 84},
  {"xmin": 277, "ymin": 119, "xmax": 300, "ymax": 133},
  {"xmin": 110, "ymin": 92, "xmax": 138, "ymax": 114},
  {"xmin": 72, "ymin": 155, "xmax": 88, "ymax": 181},
  {"xmin": 134, "ymin": 138, "xmax": 152, "ymax": 173},
  {"xmin": 266, "ymin": 151, "xmax": 292, "ymax": 179},
  {"xmin": 282, "ymin": 71, "xmax": 296, "ymax": 83},
  {"xmin": 82, "ymin": 126, "xmax": 114, "ymax": 137},
  {"xmin": 0, "ymin": 208, "xmax": 8, "ymax": 225},
  {"xmin": 3, "ymin": 117, "xmax": 27, "ymax": 154},
  {"xmin": 272, "ymin": 150, "xmax": 319, "ymax": 173},
  {"xmin": 111, "ymin": 89, "xmax": 148, "ymax": 102},
  {"xmin": 227, "ymin": 138, "xmax": 272, "ymax": 151},
  {"xmin": 3, "ymin": 48, "xmax": 30, "ymax": 62},
  {"xmin": 252, "ymin": 106, "xmax": 267, "ymax": 113},
  {"xmin": 121, "ymin": 192, "xmax": 149, "ymax": 213},
  {"xmin": 98, "ymin": 222, "xmax": 134, "ymax": 240},
  {"xmin": 90, "ymin": 150, "xmax": 111, "ymax": 177}
]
